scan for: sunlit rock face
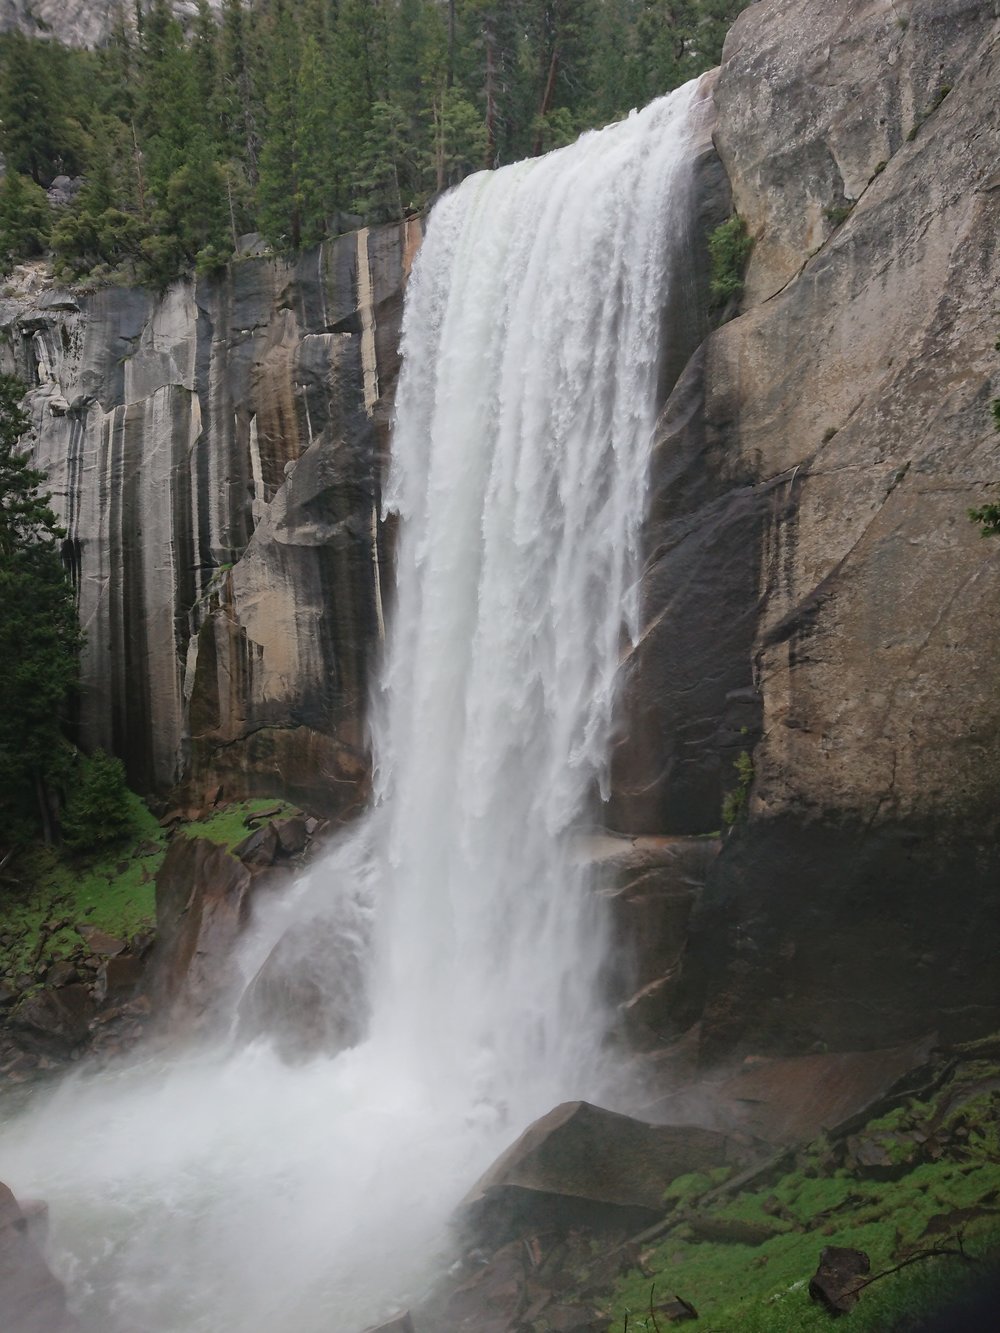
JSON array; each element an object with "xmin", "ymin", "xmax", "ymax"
[{"xmin": 0, "ymin": 221, "xmax": 421, "ymax": 815}]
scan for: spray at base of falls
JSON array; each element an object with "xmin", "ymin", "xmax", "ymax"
[{"xmin": 0, "ymin": 79, "xmax": 708, "ymax": 1333}]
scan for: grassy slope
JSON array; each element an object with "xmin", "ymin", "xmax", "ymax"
[
  {"xmin": 613, "ymin": 1054, "xmax": 1000, "ymax": 1331},
  {"xmin": 0, "ymin": 797, "xmax": 297, "ymax": 990}
]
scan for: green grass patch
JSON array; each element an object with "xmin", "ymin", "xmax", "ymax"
[
  {"xmin": 178, "ymin": 798, "xmax": 297, "ymax": 852},
  {"xmin": 0, "ymin": 790, "xmax": 163, "ymax": 987},
  {"xmin": 1, "ymin": 796, "xmax": 299, "ymax": 989},
  {"xmin": 612, "ymin": 1060, "xmax": 1000, "ymax": 1332}
]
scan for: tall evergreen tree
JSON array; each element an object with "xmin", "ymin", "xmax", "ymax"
[
  {"xmin": 0, "ymin": 31, "xmax": 82, "ymax": 184},
  {"xmin": 256, "ymin": 0, "xmax": 304, "ymax": 247},
  {"xmin": 0, "ymin": 172, "xmax": 51, "ymax": 273},
  {"xmin": 0, "ymin": 377, "xmax": 80, "ymax": 848},
  {"xmin": 296, "ymin": 34, "xmax": 340, "ymax": 245}
]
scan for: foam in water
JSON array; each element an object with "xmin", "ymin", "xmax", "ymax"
[{"xmin": 0, "ymin": 81, "xmax": 706, "ymax": 1332}]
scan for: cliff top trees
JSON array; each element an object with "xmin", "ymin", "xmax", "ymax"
[
  {"xmin": 0, "ymin": 2, "xmax": 753, "ymax": 280},
  {"xmin": 0, "ymin": 377, "xmax": 80, "ymax": 851}
]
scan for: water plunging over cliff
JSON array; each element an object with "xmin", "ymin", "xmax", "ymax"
[{"xmin": 0, "ymin": 82, "xmax": 705, "ymax": 1332}]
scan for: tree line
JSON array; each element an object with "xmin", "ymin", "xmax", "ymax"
[{"xmin": 0, "ymin": 0, "xmax": 748, "ymax": 286}]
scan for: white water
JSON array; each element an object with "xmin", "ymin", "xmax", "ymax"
[{"xmin": 0, "ymin": 83, "xmax": 705, "ymax": 1333}]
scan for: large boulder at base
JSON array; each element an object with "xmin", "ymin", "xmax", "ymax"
[
  {"xmin": 145, "ymin": 836, "xmax": 253, "ymax": 1030},
  {"xmin": 462, "ymin": 1101, "xmax": 743, "ymax": 1246},
  {"xmin": 9, "ymin": 985, "xmax": 95, "ymax": 1057},
  {"xmin": 360, "ymin": 1315, "xmax": 415, "ymax": 1333},
  {"xmin": 237, "ymin": 899, "xmax": 371, "ymax": 1062},
  {"xmin": 0, "ymin": 1182, "xmax": 78, "ymax": 1333},
  {"xmin": 713, "ymin": 1038, "xmax": 937, "ymax": 1146}
]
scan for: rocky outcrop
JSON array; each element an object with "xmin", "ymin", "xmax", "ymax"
[
  {"xmin": 236, "ymin": 902, "xmax": 370, "ymax": 1062},
  {"xmin": 610, "ymin": 0, "xmax": 1000, "ymax": 1055},
  {"xmin": 0, "ymin": 1182, "xmax": 78, "ymax": 1333},
  {"xmin": 0, "ymin": 221, "xmax": 420, "ymax": 815},
  {"xmin": 145, "ymin": 834, "xmax": 254, "ymax": 1030},
  {"xmin": 0, "ymin": 1, "xmax": 218, "ymax": 47},
  {"xmin": 462, "ymin": 1100, "xmax": 744, "ymax": 1246}
]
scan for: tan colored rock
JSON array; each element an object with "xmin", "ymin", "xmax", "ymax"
[
  {"xmin": 0, "ymin": 222, "xmax": 416, "ymax": 815},
  {"xmin": 611, "ymin": 0, "xmax": 1000, "ymax": 1055},
  {"xmin": 145, "ymin": 836, "xmax": 253, "ymax": 1031}
]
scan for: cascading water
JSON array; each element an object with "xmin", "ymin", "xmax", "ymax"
[{"xmin": 0, "ymin": 81, "xmax": 706, "ymax": 1333}]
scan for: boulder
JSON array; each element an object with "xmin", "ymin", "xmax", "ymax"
[
  {"xmin": 0, "ymin": 1182, "xmax": 79, "ymax": 1333},
  {"xmin": 9, "ymin": 985, "xmax": 94, "ymax": 1056},
  {"xmin": 809, "ymin": 1246, "xmax": 870, "ymax": 1315},
  {"xmin": 43, "ymin": 962, "xmax": 78, "ymax": 988},
  {"xmin": 145, "ymin": 836, "xmax": 253, "ymax": 1030},
  {"xmin": 233, "ymin": 823, "xmax": 279, "ymax": 869},
  {"xmin": 462, "ymin": 1101, "xmax": 743, "ymax": 1246},
  {"xmin": 361, "ymin": 1315, "xmax": 415, "ymax": 1333},
  {"xmin": 273, "ymin": 815, "xmax": 308, "ymax": 857},
  {"xmin": 237, "ymin": 902, "xmax": 370, "ymax": 1062},
  {"xmin": 75, "ymin": 926, "xmax": 126, "ymax": 957},
  {"xmin": 101, "ymin": 953, "xmax": 144, "ymax": 996}
]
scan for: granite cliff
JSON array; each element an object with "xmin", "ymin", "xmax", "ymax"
[
  {"xmin": 1, "ymin": 222, "xmax": 420, "ymax": 816},
  {"xmin": 2, "ymin": 0, "xmax": 998, "ymax": 1060},
  {"xmin": 609, "ymin": 0, "xmax": 1000, "ymax": 1056}
]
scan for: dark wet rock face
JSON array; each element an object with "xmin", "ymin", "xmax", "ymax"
[
  {"xmin": 9, "ymin": 984, "xmax": 94, "ymax": 1057},
  {"xmin": 0, "ymin": 221, "xmax": 420, "ymax": 818}
]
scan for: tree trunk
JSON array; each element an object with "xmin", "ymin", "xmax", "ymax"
[{"xmin": 532, "ymin": 45, "xmax": 561, "ymax": 156}]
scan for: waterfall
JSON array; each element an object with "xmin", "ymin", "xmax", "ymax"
[{"xmin": 0, "ymin": 82, "xmax": 706, "ymax": 1333}]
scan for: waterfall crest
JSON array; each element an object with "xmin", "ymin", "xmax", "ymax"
[{"xmin": 0, "ymin": 81, "xmax": 706, "ymax": 1333}]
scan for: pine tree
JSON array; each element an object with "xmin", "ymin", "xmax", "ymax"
[
  {"xmin": 332, "ymin": 0, "xmax": 390, "ymax": 198},
  {"xmin": 0, "ymin": 377, "xmax": 80, "ymax": 849},
  {"xmin": 0, "ymin": 32, "xmax": 81, "ymax": 185},
  {"xmin": 215, "ymin": 0, "xmax": 262, "ymax": 184},
  {"xmin": 60, "ymin": 749, "xmax": 136, "ymax": 854},
  {"xmin": 256, "ymin": 0, "xmax": 304, "ymax": 247},
  {"xmin": 0, "ymin": 172, "xmax": 51, "ymax": 272},
  {"xmin": 296, "ymin": 34, "xmax": 340, "ymax": 246}
]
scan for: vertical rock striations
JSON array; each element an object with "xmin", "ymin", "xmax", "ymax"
[{"xmin": 0, "ymin": 221, "xmax": 419, "ymax": 815}]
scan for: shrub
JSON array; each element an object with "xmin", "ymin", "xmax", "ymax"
[
  {"xmin": 61, "ymin": 748, "xmax": 136, "ymax": 853},
  {"xmin": 968, "ymin": 385, "xmax": 1000, "ymax": 536},
  {"xmin": 825, "ymin": 202, "xmax": 854, "ymax": 227},
  {"xmin": 722, "ymin": 749, "xmax": 754, "ymax": 826},
  {"xmin": 708, "ymin": 214, "xmax": 753, "ymax": 310}
]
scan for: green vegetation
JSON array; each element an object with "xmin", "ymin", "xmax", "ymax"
[
  {"xmin": 0, "ymin": 790, "xmax": 164, "ymax": 988},
  {"xmin": 721, "ymin": 748, "xmax": 753, "ymax": 825},
  {"xmin": 613, "ymin": 1048, "xmax": 1000, "ymax": 1330},
  {"xmin": 0, "ymin": 796, "xmax": 299, "ymax": 993},
  {"xmin": 825, "ymin": 201, "xmax": 854, "ymax": 227},
  {"xmin": 60, "ymin": 749, "xmax": 138, "ymax": 854},
  {"xmin": 176, "ymin": 797, "xmax": 297, "ymax": 851},
  {"xmin": 0, "ymin": 1, "xmax": 753, "ymax": 285},
  {"xmin": 0, "ymin": 374, "xmax": 81, "ymax": 850},
  {"xmin": 906, "ymin": 83, "xmax": 952, "ymax": 141},
  {"xmin": 708, "ymin": 213, "xmax": 753, "ymax": 310},
  {"xmin": 968, "ymin": 341, "xmax": 1000, "ymax": 536}
]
